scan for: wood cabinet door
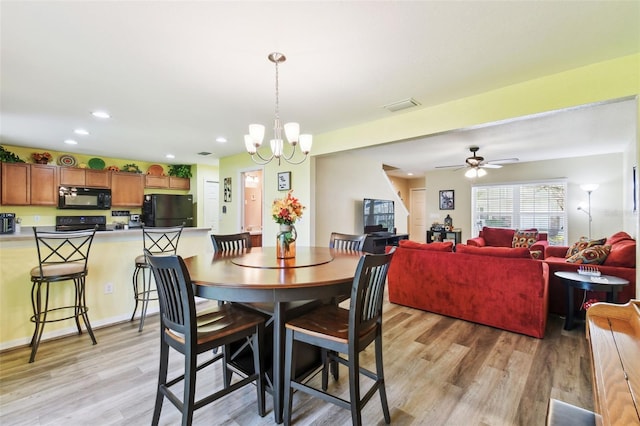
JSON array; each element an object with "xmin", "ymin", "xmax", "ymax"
[
  {"xmin": 59, "ymin": 167, "xmax": 85, "ymax": 186},
  {"xmin": 1, "ymin": 162, "xmax": 31, "ymax": 205},
  {"xmin": 30, "ymin": 164, "xmax": 58, "ymax": 205},
  {"xmin": 169, "ymin": 176, "xmax": 190, "ymax": 190},
  {"xmin": 145, "ymin": 175, "xmax": 169, "ymax": 188},
  {"xmin": 85, "ymin": 170, "xmax": 111, "ymax": 188},
  {"xmin": 111, "ymin": 172, "xmax": 144, "ymax": 206}
]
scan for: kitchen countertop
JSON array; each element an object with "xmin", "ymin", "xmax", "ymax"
[{"xmin": 0, "ymin": 226, "xmax": 213, "ymax": 242}]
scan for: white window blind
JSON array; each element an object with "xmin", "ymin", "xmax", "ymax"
[{"xmin": 472, "ymin": 180, "xmax": 567, "ymax": 246}]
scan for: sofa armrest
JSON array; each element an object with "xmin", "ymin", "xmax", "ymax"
[
  {"xmin": 530, "ymin": 240, "xmax": 549, "ymax": 257},
  {"xmin": 466, "ymin": 237, "xmax": 486, "ymax": 247},
  {"xmin": 545, "ymin": 245, "xmax": 568, "ymax": 258}
]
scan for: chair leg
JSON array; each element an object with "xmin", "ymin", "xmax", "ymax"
[
  {"xmin": 138, "ymin": 267, "xmax": 150, "ymax": 332},
  {"xmin": 77, "ymin": 276, "xmax": 97, "ymax": 345},
  {"xmin": 321, "ymin": 349, "xmax": 330, "ymax": 391},
  {"xmin": 182, "ymin": 350, "xmax": 197, "ymax": 426},
  {"xmin": 152, "ymin": 340, "xmax": 169, "ymax": 426},
  {"xmin": 29, "ymin": 281, "xmax": 48, "ymax": 363},
  {"xmin": 252, "ymin": 323, "xmax": 266, "ymax": 417},
  {"xmin": 349, "ymin": 349, "xmax": 362, "ymax": 426},
  {"xmin": 130, "ymin": 265, "xmax": 141, "ymax": 321},
  {"xmin": 283, "ymin": 328, "xmax": 297, "ymax": 426},
  {"xmin": 222, "ymin": 344, "xmax": 232, "ymax": 388},
  {"xmin": 375, "ymin": 335, "xmax": 391, "ymax": 424}
]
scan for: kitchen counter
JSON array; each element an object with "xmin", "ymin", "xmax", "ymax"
[{"xmin": 0, "ymin": 226, "xmax": 213, "ymax": 242}]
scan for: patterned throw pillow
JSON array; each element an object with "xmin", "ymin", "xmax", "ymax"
[
  {"xmin": 565, "ymin": 237, "xmax": 606, "ymax": 258},
  {"xmin": 512, "ymin": 229, "xmax": 539, "ymax": 248},
  {"xmin": 566, "ymin": 245, "xmax": 611, "ymax": 264}
]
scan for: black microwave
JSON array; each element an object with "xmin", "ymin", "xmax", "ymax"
[{"xmin": 58, "ymin": 187, "xmax": 112, "ymax": 210}]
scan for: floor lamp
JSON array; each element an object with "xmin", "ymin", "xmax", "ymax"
[{"xmin": 577, "ymin": 184, "xmax": 599, "ymax": 239}]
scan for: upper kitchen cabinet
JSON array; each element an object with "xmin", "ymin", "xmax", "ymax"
[
  {"xmin": 111, "ymin": 172, "xmax": 144, "ymax": 206},
  {"xmin": 144, "ymin": 175, "xmax": 190, "ymax": 190},
  {"xmin": 1, "ymin": 163, "xmax": 57, "ymax": 206},
  {"xmin": 169, "ymin": 176, "xmax": 190, "ymax": 190},
  {"xmin": 59, "ymin": 167, "xmax": 111, "ymax": 188}
]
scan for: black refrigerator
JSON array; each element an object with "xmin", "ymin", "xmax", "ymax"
[{"xmin": 142, "ymin": 194, "xmax": 194, "ymax": 227}]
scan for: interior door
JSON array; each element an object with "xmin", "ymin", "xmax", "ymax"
[
  {"xmin": 410, "ymin": 188, "xmax": 427, "ymax": 242},
  {"xmin": 203, "ymin": 180, "xmax": 219, "ymax": 232}
]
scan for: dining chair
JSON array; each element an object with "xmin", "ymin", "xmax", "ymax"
[
  {"xmin": 145, "ymin": 252, "xmax": 266, "ymax": 426},
  {"xmin": 131, "ymin": 225, "xmax": 183, "ymax": 332},
  {"xmin": 282, "ymin": 248, "xmax": 396, "ymax": 426},
  {"xmin": 29, "ymin": 227, "xmax": 98, "ymax": 363},
  {"xmin": 329, "ymin": 232, "xmax": 366, "ymax": 251},
  {"xmin": 210, "ymin": 232, "xmax": 252, "ymax": 252}
]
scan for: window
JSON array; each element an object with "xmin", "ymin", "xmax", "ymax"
[{"xmin": 472, "ymin": 180, "xmax": 567, "ymax": 246}]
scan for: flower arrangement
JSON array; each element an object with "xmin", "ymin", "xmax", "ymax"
[
  {"xmin": 272, "ymin": 190, "xmax": 305, "ymax": 225},
  {"xmin": 31, "ymin": 152, "xmax": 52, "ymax": 164}
]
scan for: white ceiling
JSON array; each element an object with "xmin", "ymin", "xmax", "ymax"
[{"xmin": 1, "ymin": 1, "xmax": 639, "ymax": 175}]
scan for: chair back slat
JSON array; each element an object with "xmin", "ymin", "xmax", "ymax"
[
  {"xmin": 142, "ymin": 226, "xmax": 183, "ymax": 255},
  {"xmin": 145, "ymin": 252, "xmax": 195, "ymax": 339},
  {"xmin": 211, "ymin": 232, "xmax": 251, "ymax": 252},
  {"xmin": 329, "ymin": 232, "xmax": 366, "ymax": 251},
  {"xmin": 349, "ymin": 248, "xmax": 395, "ymax": 338},
  {"xmin": 33, "ymin": 228, "xmax": 97, "ymax": 277}
]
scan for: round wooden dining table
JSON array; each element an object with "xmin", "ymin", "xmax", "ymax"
[{"xmin": 183, "ymin": 246, "xmax": 363, "ymax": 424}]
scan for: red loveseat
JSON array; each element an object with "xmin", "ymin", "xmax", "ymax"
[
  {"xmin": 467, "ymin": 226, "xmax": 549, "ymax": 258},
  {"xmin": 544, "ymin": 231, "xmax": 636, "ymax": 315},
  {"xmin": 387, "ymin": 240, "xmax": 549, "ymax": 338}
]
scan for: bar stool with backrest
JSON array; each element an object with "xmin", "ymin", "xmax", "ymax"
[
  {"xmin": 329, "ymin": 232, "xmax": 366, "ymax": 252},
  {"xmin": 29, "ymin": 227, "xmax": 98, "ymax": 363},
  {"xmin": 210, "ymin": 232, "xmax": 252, "ymax": 252},
  {"xmin": 145, "ymin": 252, "xmax": 266, "ymax": 426},
  {"xmin": 131, "ymin": 225, "xmax": 183, "ymax": 332},
  {"xmin": 283, "ymin": 248, "xmax": 396, "ymax": 426}
]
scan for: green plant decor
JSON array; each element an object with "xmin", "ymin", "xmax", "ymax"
[
  {"xmin": 168, "ymin": 164, "xmax": 192, "ymax": 179},
  {"xmin": 121, "ymin": 163, "xmax": 142, "ymax": 173},
  {"xmin": 0, "ymin": 146, "xmax": 25, "ymax": 163}
]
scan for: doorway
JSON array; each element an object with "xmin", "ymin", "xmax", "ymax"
[
  {"xmin": 410, "ymin": 188, "xmax": 427, "ymax": 242},
  {"xmin": 242, "ymin": 169, "xmax": 263, "ymax": 246}
]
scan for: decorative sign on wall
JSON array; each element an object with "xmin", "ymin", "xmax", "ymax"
[
  {"xmin": 224, "ymin": 177, "xmax": 232, "ymax": 202},
  {"xmin": 439, "ymin": 190, "xmax": 454, "ymax": 210},
  {"xmin": 278, "ymin": 171, "xmax": 291, "ymax": 191}
]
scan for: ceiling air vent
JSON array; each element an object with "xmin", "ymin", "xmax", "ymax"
[
  {"xmin": 198, "ymin": 152, "xmax": 212, "ymax": 156},
  {"xmin": 383, "ymin": 98, "xmax": 421, "ymax": 112}
]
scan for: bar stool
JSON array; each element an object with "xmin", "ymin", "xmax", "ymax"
[
  {"xmin": 29, "ymin": 227, "xmax": 98, "ymax": 363},
  {"xmin": 131, "ymin": 225, "xmax": 183, "ymax": 332}
]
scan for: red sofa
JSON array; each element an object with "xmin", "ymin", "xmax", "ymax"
[
  {"xmin": 467, "ymin": 226, "xmax": 549, "ymax": 258},
  {"xmin": 387, "ymin": 240, "xmax": 549, "ymax": 338},
  {"xmin": 544, "ymin": 231, "xmax": 636, "ymax": 315}
]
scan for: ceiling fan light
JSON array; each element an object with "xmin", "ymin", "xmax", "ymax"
[
  {"xmin": 477, "ymin": 168, "xmax": 487, "ymax": 177},
  {"xmin": 465, "ymin": 168, "xmax": 477, "ymax": 178}
]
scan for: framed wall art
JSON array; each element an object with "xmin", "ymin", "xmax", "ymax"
[
  {"xmin": 278, "ymin": 171, "xmax": 291, "ymax": 191},
  {"xmin": 224, "ymin": 177, "xmax": 232, "ymax": 202},
  {"xmin": 439, "ymin": 190, "xmax": 454, "ymax": 210}
]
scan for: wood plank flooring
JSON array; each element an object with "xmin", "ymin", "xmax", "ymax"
[{"xmin": 0, "ymin": 295, "xmax": 592, "ymax": 425}]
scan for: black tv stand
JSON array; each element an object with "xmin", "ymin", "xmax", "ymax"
[{"xmin": 363, "ymin": 233, "xmax": 409, "ymax": 254}]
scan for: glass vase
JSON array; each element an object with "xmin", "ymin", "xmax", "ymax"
[{"xmin": 276, "ymin": 224, "xmax": 297, "ymax": 259}]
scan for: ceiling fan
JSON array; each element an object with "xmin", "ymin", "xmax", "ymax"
[{"xmin": 435, "ymin": 146, "xmax": 519, "ymax": 177}]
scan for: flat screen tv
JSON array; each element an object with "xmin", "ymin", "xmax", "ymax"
[{"xmin": 363, "ymin": 198, "xmax": 394, "ymax": 233}]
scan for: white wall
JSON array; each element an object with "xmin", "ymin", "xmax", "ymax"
[{"xmin": 314, "ymin": 151, "xmax": 408, "ymax": 244}]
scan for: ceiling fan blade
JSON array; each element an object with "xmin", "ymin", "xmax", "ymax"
[
  {"xmin": 480, "ymin": 163, "xmax": 502, "ymax": 169},
  {"xmin": 434, "ymin": 164, "xmax": 466, "ymax": 169},
  {"xmin": 487, "ymin": 157, "xmax": 519, "ymax": 165}
]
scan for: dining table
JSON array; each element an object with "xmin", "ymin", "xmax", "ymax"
[{"xmin": 183, "ymin": 246, "xmax": 363, "ymax": 424}]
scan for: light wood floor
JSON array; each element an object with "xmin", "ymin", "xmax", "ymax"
[{"xmin": 0, "ymin": 295, "xmax": 593, "ymax": 426}]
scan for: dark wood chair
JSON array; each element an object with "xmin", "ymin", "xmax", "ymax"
[
  {"xmin": 131, "ymin": 225, "xmax": 183, "ymax": 332},
  {"xmin": 29, "ymin": 227, "xmax": 98, "ymax": 363},
  {"xmin": 145, "ymin": 252, "xmax": 266, "ymax": 426},
  {"xmin": 283, "ymin": 248, "xmax": 396, "ymax": 426},
  {"xmin": 329, "ymin": 232, "xmax": 366, "ymax": 251},
  {"xmin": 211, "ymin": 232, "xmax": 252, "ymax": 252}
]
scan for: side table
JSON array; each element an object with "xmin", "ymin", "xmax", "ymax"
[{"xmin": 554, "ymin": 271, "xmax": 630, "ymax": 330}]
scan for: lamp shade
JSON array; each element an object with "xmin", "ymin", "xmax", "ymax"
[
  {"xmin": 299, "ymin": 134, "xmax": 313, "ymax": 153},
  {"xmin": 284, "ymin": 122, "xmax": 300, "ymax": 143},
  {"xmin": 249, "ymin": 124, "xmax": 265, "ymax": 146},
  {"xmin": 580, "ymin": 183, "xmax": 599, "ymax": 192}
]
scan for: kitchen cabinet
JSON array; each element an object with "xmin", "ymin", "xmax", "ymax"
[
  {"xmin": 1, "ymin": 163, "xmax": 57, "ymax": 206},
  {"xmin": 111, "ymin": 172, "xmax": 144, "ymax": 206},
  {"xmin": 144, "ymin": 175, "xmax": 190, "ymax": 190},
  {"xmin": 30, "ymin": 164, "xmax": 58, "ymax": 205},
  {"xmin": 169, "ymin": 177, "xmax": 190, "ymax": 190},
  {"xmin": 1, "ymin": 162, "xmax": 31, "ymax": 205},
  {"xmin": 60, "ymin": 167, "xmax": 110, "ymax": 188}
]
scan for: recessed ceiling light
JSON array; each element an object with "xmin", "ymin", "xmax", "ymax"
[
  {"xmin": 166, "ymin": 154, "xmax": 175, "ymax": 159},
  {"xmin": 74, "ymin": 128, "xmax": 89, "ymax": 135},
  {"xmin": 91, "ymin": 110, "xmax": 110, "ymax": 119},
  {"xmin": 215, "ymin": 137, "xmax": 227, "ymax": 143},
  {"xmin": 64, "ymin": 139, "xmax": 78, "ymax": 145},
  {"xmin": 407, "ymin": 172, "xmax": 414, "ymax": 176}
]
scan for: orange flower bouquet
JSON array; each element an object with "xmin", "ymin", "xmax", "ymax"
[{"xmin": 31, "ymin": 152, "xmax": 53, "ymax": 164}]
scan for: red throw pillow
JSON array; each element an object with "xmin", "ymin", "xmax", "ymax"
[
  {"xmin": 565, "ymin": 237, "xmax": 606, "ymax": 258},
  {"xmin": 512, "ymin": 229, "xmax": 539, "ymax": 248},
  {"xmin": 482, "ymin": 227, "xmax": 515, "ymax": 247},
  {"xmin": 456, "ymin": 244, "xmax": 531, "ymax": 258},
  {"xmin": 399, "ymin": 240, "xmax": 454, "ymax": 252},
  {"xmin": 606, "ymin": 231, "xmax": 633, "ymax": 246},
  {"xmin": 604, "ymin": 240, "xmax": 636, "ymax": 267},
  {"xmin": 566, "ymin": 245, "xmax": 611, "ymax": 264}
]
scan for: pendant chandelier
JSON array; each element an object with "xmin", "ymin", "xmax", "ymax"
[{"xmin": 244, "ymin": 52, "xmax": 312, "ymax": 165}]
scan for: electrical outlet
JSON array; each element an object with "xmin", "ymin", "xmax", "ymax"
[{"xmin": 104, "ymin": 283, "xmax": 113, "ymax": 294}]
